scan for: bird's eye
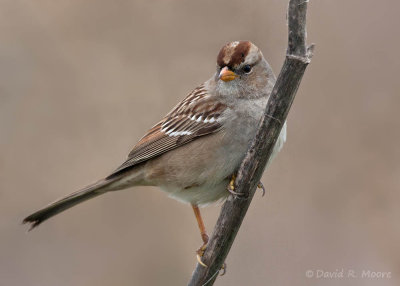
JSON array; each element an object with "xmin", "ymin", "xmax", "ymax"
[{"xmin": 242, "ymin": 65, "xmax": 252, "ymax": 73}]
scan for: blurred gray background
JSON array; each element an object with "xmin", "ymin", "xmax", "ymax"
[{"xmin": 1, "ymin": 0, "xmax": 399, "ymax": 285}]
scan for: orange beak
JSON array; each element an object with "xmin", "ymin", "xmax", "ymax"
[{"xmin": 219, "ymin": 66, "xmax": 238, "ymax": 82}]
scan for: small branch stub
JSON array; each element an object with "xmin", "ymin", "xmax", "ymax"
[{"xmin": 188, "ymin": 0, "xmax": 314, "ymax": 285}]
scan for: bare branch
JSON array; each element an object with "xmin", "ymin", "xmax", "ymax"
[{"xmin": 188, "ymin": 0, "xmax": 314, "ymax": 285}]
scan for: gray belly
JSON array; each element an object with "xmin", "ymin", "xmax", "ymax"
[{"xmin": 143, "ymin": 119, "xmax": 287, "ymax": 205}]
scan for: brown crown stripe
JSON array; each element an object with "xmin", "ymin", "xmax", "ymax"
[{"xmin": 217, "ymin": 41, "xmax": 251, "ymax": 68}]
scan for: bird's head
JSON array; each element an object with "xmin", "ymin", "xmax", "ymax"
[{"xmin": 215, "ymin": 41, "xmax": 275, "ymax": 99}]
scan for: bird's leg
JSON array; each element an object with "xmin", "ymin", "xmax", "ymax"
[
  {"xmin": 192, "ymin": 204, "xmax": 228, "ymax": 275},
  {"xmin": 192, "ymin": 204, "xmax": 209, "ymax": 267}
]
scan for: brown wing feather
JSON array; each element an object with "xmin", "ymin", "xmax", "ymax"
[{"xmin": 107, "ymin": 84, "xmax": 226, "ymax": 177}]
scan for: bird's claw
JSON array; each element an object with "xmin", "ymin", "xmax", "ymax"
[
  {"xmin": 196, "ymin": 243, "xmax": 228, "ymax": 275},
  {"xmin": 227, "ymin": 174, "xmax": 245, "ymax": 197},
  {"xmin": 228, "ymin": 175, "xmax": 265, "ymax": 198},
  {"xmin": 196, "ymin": 244, "xmax": 208, "ymax": 267},
  {"xmin": 196, "ymin": 247, "xmax": 227, "ymax": 277},
  {"xmin": 257, "ymin": 181, "xmax": 266, "ymax": 197},
  {"xmin": 220, "ymin": 262, "xmax": 227, "ymax": 276}
]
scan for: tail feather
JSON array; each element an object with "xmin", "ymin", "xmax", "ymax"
[{"xmin": 23, "ymin": 179, "xmax": 116, "ymax": 230}]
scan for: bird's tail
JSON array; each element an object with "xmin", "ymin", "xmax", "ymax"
[{"xmin": 23, "ymin": 178, "xmax": 118, "ymax": 230}]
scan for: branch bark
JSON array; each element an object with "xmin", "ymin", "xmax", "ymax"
[{"xmin": 188, "ymin": 1, "xmax": 314, "ymax": 285}]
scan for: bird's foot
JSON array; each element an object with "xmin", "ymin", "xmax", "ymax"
[
  {"xmin": 196, "ymin": 243, "xmax": 227, "ymax": 276},
  {"xmin": 227, "ymin": 174, "xmax": 245, "ymax": 197},
  {"xmin": 228, "ymin": 175, "xmax": 265, "ymax": 197},
  {"xmin": 220, "ymin": 262, "xmax": 227, "ymax": 276},
  {"xmin": 196, "ymin": 243, "xmax": 208, "ymax": 267},
  {"xmin": 257, "ymin": 181, "xmax": 266, "ymax": 197},
  {"xmin": 227, "ymin": 173, "xmax": 266, "ymax": 198}
]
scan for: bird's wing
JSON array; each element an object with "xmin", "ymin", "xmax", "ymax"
[{"xmin": 107, "ymin": 84, "xmax": 227, "ymax": 177}]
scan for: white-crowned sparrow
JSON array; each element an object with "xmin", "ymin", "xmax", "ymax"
[{"xmin": 23, "ymin": 41, "xmax": 286, "ymax": 258}]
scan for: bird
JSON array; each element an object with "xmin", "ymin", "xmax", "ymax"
[{"xmin": 23, "ymin": 40, "xmax": 287, "ymax": 265}]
